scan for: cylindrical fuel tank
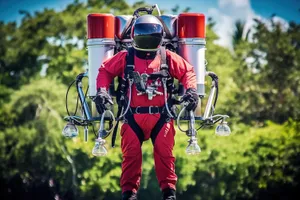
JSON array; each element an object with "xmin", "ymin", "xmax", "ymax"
[
  {"xmin": 87, "ymin": 13, "xmax": 115, "ymax": 97},
  {"xmin": 178, "ymin": 13, "xmax": 206, "ymax": 96}
]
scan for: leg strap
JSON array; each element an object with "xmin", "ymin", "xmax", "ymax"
[
  {"xmin": 150, "ymin": 114, "xmax": 168, "ymax": 145},
  {"xmin": 125, "ymin": 114, "xmax": 144, "ymax": 145}
]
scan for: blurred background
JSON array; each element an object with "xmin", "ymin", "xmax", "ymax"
[{"xmin": 0, "ymin": 0, "xmax": 299, "ymax": 199}]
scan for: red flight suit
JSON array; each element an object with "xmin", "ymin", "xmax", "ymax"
[{"xmin": 96, "ymin": 49, "xmax": 197, "ymax": 193}]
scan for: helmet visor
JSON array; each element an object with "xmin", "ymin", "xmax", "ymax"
[{"xmin": 133, "ymin": 23, "xmax": 163, "ymax": 50}]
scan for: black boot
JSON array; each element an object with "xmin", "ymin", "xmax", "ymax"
[
  {"xmin": 122, "ymin": 191, "xmax": 137, "ymax": 200},
  {"xmin": 162, "ymin": 188, "xmax": 176, "ymax": 200}
]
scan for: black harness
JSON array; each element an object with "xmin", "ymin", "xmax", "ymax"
[{"xmin": 112, "ymin": 47, "xmax": 178, "ymax": 147}]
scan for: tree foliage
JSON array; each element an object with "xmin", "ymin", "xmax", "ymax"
[
  {"xmin": 231, "ymin": 17, "xmax": 300, "ymax": 123},
  {"xmin": 232, "ymin": 20, "xmax": 250, "ymax": 49}
]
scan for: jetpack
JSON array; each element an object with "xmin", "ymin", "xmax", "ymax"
[{"xmin": 62, "ymin": 4, "xmax": 231, "ymax": 156}]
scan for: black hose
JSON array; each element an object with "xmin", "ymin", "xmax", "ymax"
[
  {"xmin": 207, "ymin": 71, "xmax": 219, "ymax": 109},
  {"xmin": 133, "ymin": 7, "xmax": 154, "ymax": 17},
  {"xmin": 214, "ymin": 82, "xmax": 219, "ymax": 109},
  {"xmin": 65, "ymin": 80, "xmax": 79, "ymax": 117}
]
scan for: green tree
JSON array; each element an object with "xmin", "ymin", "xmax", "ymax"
[
  {"xmin": 232, "ymin": 20, "xmax": 250, "ymax": 50},
  {"xmin": 233, "ymin": 17, "xmax": 300, "ymax": 123}
]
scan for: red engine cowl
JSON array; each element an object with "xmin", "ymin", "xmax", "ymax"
[
  {"xmin": 178, "ymin": 13, "xmax": 205, "ymax": 38},
  {"xmin": 87, "ymin": 13, "xmax": 115, "ymax": 39}
]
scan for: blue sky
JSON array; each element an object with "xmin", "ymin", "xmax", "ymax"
[
  {"xmin": 0, "ymin": 0, "xmax": 299, "ymax": 23},
  {"xmin": 0, "ymin": 0, "xmax": 299, "ymax": 47}
]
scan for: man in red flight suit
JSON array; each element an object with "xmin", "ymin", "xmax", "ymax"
[{"xmin": 94, "ymin": 15, "xmax": 198, "ymax": 200}]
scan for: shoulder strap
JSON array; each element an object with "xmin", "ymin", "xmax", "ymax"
[
  {"xmin": 112, "ymin": 47, "xmax": 135, "ymax": 147},
  {"xmin": 125, "ymin": 47, "xmax": 135, "ymax": 78},
  {"xmin": 160, "ymin": 46, "xmax": 176, "ymax": 95},
  {"xmin": 112, "ymin": 48, "xmax": 135, "ymax": 148},
  {"xmin": 160, "ymin": 46, "xmax": 168, "ymax": 70},
  {"xmin": 117, "ymin": 47, "xmax": 134, "ymax": 104}
]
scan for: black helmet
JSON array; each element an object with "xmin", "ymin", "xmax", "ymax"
[{"xmin": 131, "ymin": 15, "xmax": 164, "ymax": 51}]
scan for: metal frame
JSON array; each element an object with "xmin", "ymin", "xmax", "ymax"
[{"xmin": 64, "ymin": 70, "xmax": 229, "ymax": 137}]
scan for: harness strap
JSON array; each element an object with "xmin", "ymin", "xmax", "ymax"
[
  {"xmin": 125, "ymin": 113, "xmax": 144, "ymax": 145},
  {"xmin": 159, "ymin": 47, "xmax": 175, "ymax": 95},
  {"xmin": 125, "ymin": 47, "xmax": 135, "ymax": 76},
  {"xmin": 160, "ymin": 46, "xmax": 168, "ymax": 70},
  {"xmin": 150, "ymin": 114, "xmax": 169, "ymax": 145},
  {"xmin": 131, "ymin": 106, "xmax": 164, "ymax": 114},
  {"xmin": 125, "ymin": 46, "xmax": 169, "ymax": 144},
  {"xmin": 113, "ymin": 47, "xmax": 175, "ymax": 147},
  {"xmin": 112, "ymin": 47, "xmax": 135, "ymax": 147},
  {"xmin": 150, "ymin": 45, "xmax": 171, "ymax": 141}
]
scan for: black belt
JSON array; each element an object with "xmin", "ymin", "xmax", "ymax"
[{"xmin": 131, "ymin": 106, "xmax": 164, "ymax": 114}]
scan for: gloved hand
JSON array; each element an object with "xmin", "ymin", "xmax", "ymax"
[
  {"xmin": 181, "ymin": 88, "xmax": 199, "ymax": 111},
  {"xmin": 93, "ymin": 88, "xmax": 113, "ymax": 114}
]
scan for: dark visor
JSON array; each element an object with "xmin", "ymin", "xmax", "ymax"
[{"xmin": 134, "ymin": 23, "xmax": 163, "ymax": 50}]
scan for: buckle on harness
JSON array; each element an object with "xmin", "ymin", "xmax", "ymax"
[
  {"xmin": 160, "ymin": 63, "xmax": 168, "ymax": 70},
  {"xmin": 149, "ymin": 106, "xmax": 159, "ymax": 114},
  {"xmin": 136, "ymin": 106, "xmax": 141, "ymax": 114}
]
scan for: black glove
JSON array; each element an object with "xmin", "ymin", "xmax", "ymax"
[
  {"xmin": 93, "ymin": 88, "xmax": 113, "ymax": 114},
  {"xmin": 181, "ymin": 88, "xmax": 199, "ymax": 111}
]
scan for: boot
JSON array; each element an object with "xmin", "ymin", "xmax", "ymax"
[
  {"xmin": 162, "ymin": 188, "xmax": 176, "ymax": 200},
  {"xmin": 122, "ymin": 190, "xmax": 137, "ymax": 200}
]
